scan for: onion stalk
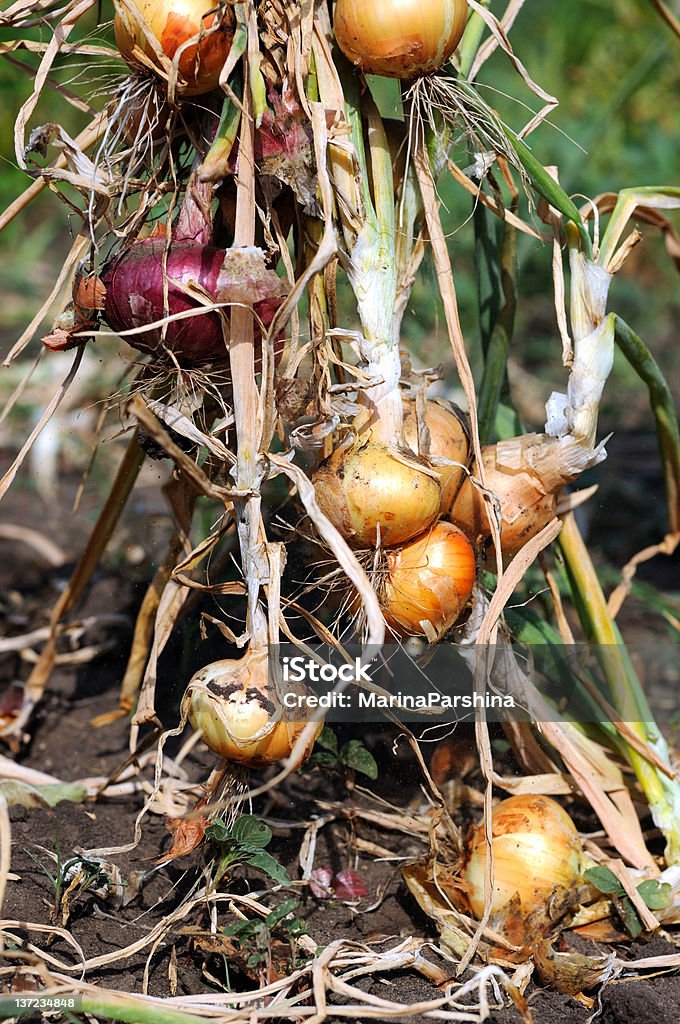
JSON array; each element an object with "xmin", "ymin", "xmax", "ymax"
[{"xmin": 311, "ymin": 57, "xmax": 446, "ymax": 557}]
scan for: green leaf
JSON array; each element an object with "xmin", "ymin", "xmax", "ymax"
[
  {"xmin": 264, "ymin": 898, "xmax": 299, "ymax": 927},
  {"xmin": 340, "ymin": 741, "xmax": 378, "ymax": 780},
  {"xmin": 316, "ymin": 726, "xmax": 339, "ymax": 753},
  {"xmin": 637, "ymin": 879, "xmax": 673, "ymax": 911},
  {"xmin": 231, "ymin": 815, "xmax": 272, "ymax": 849},
  {"xmin": 366, "ymin": 76, "xmax": 404, "ymax": 121},
  {"xmin": 205, "ymin": 818, "xmax": 232, "ymax": 845},
  {"xmin": 223, "ymin": 918, "xmax": 258, "ymax": 940},
  {"xmin": 505, "ymin": 130, "xmax": 593, "ymax": 258},
  {"xmin": 246, "ymin": 850, "xmax": 291, "ymax": 886},
  {"xmin": 584, "ymin": 866, "xmax": 626, "ymax": 896},
  {"xmin": 619, "ymin": 896, "xmax": 644, "ymax": 939},
  {"xmin": 307, "ymin": 751, "xmax": 341, "ymax": 770},
  {"xmin": 284, "ymin": 917, "xmax": 308, "ymax": 939},
  {"xmin": 614, "ymin": 316, "xmax": 680, "ymax": 536}
]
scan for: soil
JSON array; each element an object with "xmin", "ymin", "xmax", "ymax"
[{"xmin": 1, "ymin": 454, "xmax": 679, "ymax": 1024}]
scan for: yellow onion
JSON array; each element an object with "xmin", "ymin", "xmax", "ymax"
[
  {"xmin": 313, "ymin": 440, "xmax": 441, "ymax": 548},
  {"xmin": 334, "ymin": 0, "xmax": 468, "ymax": 79},
  {"xmin": 462, "ymin": 795, "xmax": 584, "ymax": 920},
  {"xmin": 185, "ymin": 649, "xmax": 321, "ymax": 767},
  {"xmin": 448, "ymin": 443, "xmax": 558, "ymax": 561},
  {"xmin": 113, "ymin": 0, "xmax": 233, "ymax": 96},
  {"xmin": 403, "ymin": 400, "xmax": 469, "ymax": 514},
  {"xmin": 381, "ymin": 522, "xmax": 475, "ymax": 639}
]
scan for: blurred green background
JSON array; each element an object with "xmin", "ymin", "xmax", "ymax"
[{"xmin": 0, "ymin": 0, "xmax": 678, "ymax": 570}]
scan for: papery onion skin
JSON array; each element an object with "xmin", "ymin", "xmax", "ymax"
[
  {"xmin": 462, "ymin": 795, "xmax": 584, "ymax": 920},
  {"xmin": 313, "ymin": 441, "xmax": 441, "ymax": 548},
  {"xmin": 102, "ymin": 239, "xmax": 285, "ymax": 365},
  {"xmin": 403, "ymin": 400, "xmax": 469, "ymax": 514},
  {"xmin": 334, "ymin": 0, "xmax": 468, "ymax": 79},
  {"xmin": 113, "ymin": 0, "xmax": 233, "ymax": 96},
  {"xmin": 382, "ymin": 522, "xmax": 475, "ymax": 638},
  {"xmin": 186, "ymin": 652, "xmax": 322, "ymax": 767},
  {"xmin": 448, "ymin": 445, "xmax": 557, "ymax": 560}
]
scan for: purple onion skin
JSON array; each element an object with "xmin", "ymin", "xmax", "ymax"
[{"xmin": 102, "ymin": 239, "xmax": 282, "ymax": 365}]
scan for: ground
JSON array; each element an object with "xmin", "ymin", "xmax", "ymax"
[{"xmin": 0, "ymin": 449, "xmax": 679, "ymax": 1024}]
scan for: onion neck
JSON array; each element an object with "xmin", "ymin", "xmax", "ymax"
[{"xmin": 174, "ymin": 171, "xmax": 214, "ymax": 246}]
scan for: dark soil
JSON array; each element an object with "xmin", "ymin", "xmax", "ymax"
[{"xmin": 1, "ymin": 459, "xmax": 679, "ymax": 1023}]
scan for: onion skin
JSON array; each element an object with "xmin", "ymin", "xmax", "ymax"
[
  {"xmin": 186, "ymin": 651, "xmax": 322, "ymax": 768},
  {"xmin": 102, "ymin": 239, "xmax": 285, "ymax": 365},
  {"xmin": 113, "ymin": 0, "xmax": 233, "ymax": 96},
  {"xmin": 313, "ymin": 441, "xmax": 441, "ymax": 548},
  {"xmin": 381, "ymin": 522, "xmax": 475, "ymax": 638},
  {"xmin": 448, "ymin": 445, "xmax": 557, "ymax": 560},
  {"xmin": 462, "ymin": 795, "xmax": 584, "ymax": 920},
  {"xmin": 403, "ymin": 400, "xmax": 469, "ymax": 514},
  {"xmin": 334, "ymin": 0, "xmax": 468, "ymax": 79}
]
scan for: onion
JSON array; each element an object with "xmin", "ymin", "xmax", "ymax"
[
  {"xmin": 102, "ymin": 240, "xmax": 286, "ymax": 365},
  {"xmin": 448, "ymin": 444, "xmax": 558, "ymax": 561},
  {"xmin": 462, "ymin": 795, "xmax": 584, "ymax": 920},
  {"xmin": 403, "ymin": 400, "xmax": 469, "ymax": 514},
  {"xmin": 334, "ymin": 0, "xmax": 468, "ymax": 79},
  {"xmin": 186, "ymin": 649, "xmax": 322, "ymax": 768},
  {"xmin": 313, "ymin": 440, "xmax": 441, "ymax": 548},
  {"xmin": 381, "ymin": 522, "xmax": 475, "ymax": 638},
  {"xmin": 113, "ymin": 0, "xmax": 233, "ymax": 96}
]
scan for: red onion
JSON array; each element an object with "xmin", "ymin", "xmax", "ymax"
[{"xmin": 102, "ymin": 240, "xmax": 287, "ymax": 365}]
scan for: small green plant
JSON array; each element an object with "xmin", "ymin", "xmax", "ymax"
[
  {"xmin": 306, "ymin": 727, "xmax": 378, "ymax": 781},
  {"xmin": 223, "ymin": 898, "xmax": 309, "ymax": 975},
  {"xmin": 584, "ymin": 865, "xmax": 672, "ymax": 938},
  {"xmin": 205, "ymin": 814, "xmax": 291, "ymax": 886}
]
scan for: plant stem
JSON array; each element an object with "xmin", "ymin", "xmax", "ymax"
[
  {"xmin": 199, "ymin": 70, "xmax": 243, "ymax": 183},
  {"xmin": 456, "ymin": 2, "xmax": 489, "ymax": 79},
  {"xmin": 614, "ymin": 315, "xmax": 680, "ymax": 533},
  {"xmin": 340, "ymin": 65, "xmax": 401, "ymax": 442},
  {"xmin": 229, "ymin": 25, "xmax": 267, "ymax": 647},
  {"xmin": 559, "ymin": 512, "xmax": 680, "ymax": 864},
  {"xmin": 477, "ymin": 216, "xmax": 517, "ymax": 444}
]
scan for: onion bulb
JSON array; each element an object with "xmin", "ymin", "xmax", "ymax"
[
  {"xmin": 102, "ymin": 240, "xmax": 286, "ymax": 365},
  {"xmin": 334, "ymin": 0, "xmax": 468, "ymax": 79},
  {"xmin": 186, "ymin": 649, "xmax": 322, "ymax": 768},
  {"xmin": 403, "ymin": 400, "xmax": 469, "ymax": 513},
  {"xmin": 113, "ymin": 0, "xmax": 233, "ymax": 96},
  {"xmin": 381, "ymin": 522, "xmax": 475, "ymax": 639},
  {"xmin": 448, "ymin": 443, "xmax": 558, "ymax": 561},
  {"xmin": 313, "ymin": 440, "xmax": 441, "ymax": 548},
  {"xmin": 462, "ymin": 795, "xmax": 584, "ymax": 920}
]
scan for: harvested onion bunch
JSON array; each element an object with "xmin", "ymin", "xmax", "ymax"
[
  {"xmin": 313, "ymin": 439, "xmax": 441, "ymax": 549},
  {"xmin": 113, "ymin": 0, "xmax": 233, "ymax": 96},
  {"xmin": 380, "ymin": 522, "xmax": 475, "ymax": 639},
  {"xmin": 462, "ymin": 795, "xmax": 584, "ymax": 927},
  {"xmin": 334, "ymin": 0, "xmax": 468, "ymax": 79},
  {"xmin": 186, "ymin": 649, "xmax": 322, "ymax": 768}
]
